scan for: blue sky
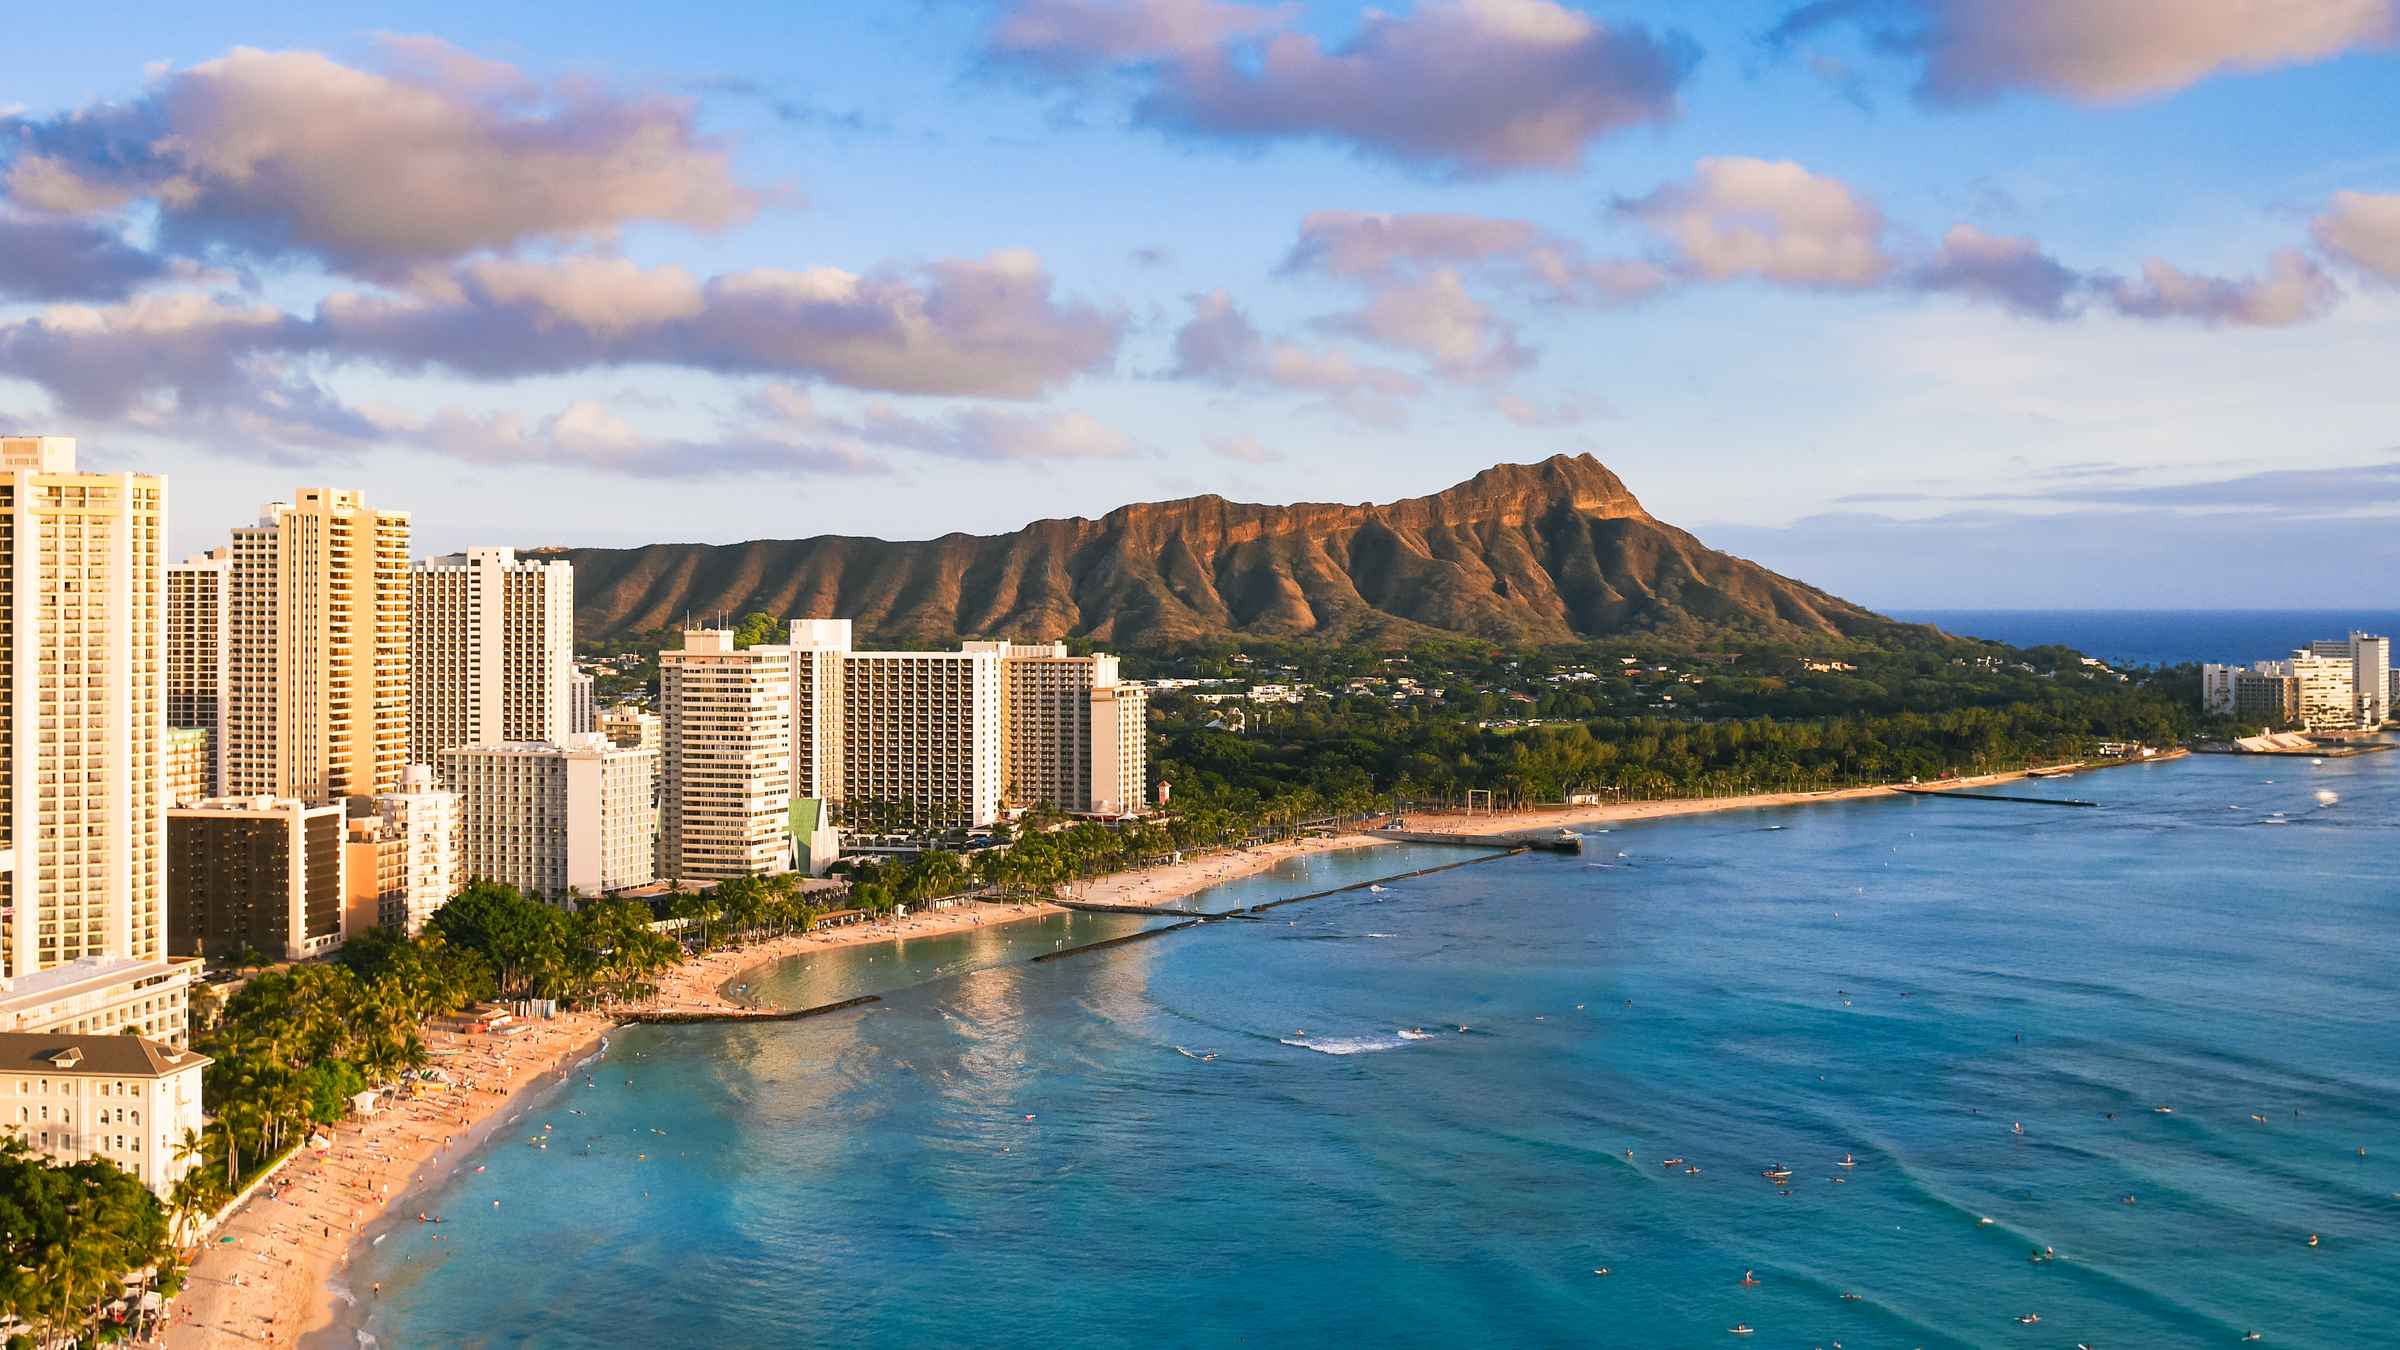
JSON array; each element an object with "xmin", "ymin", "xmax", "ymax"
[{"xmin": 5, "ymin": 1, "xmax": 2399, "ymax": 607}]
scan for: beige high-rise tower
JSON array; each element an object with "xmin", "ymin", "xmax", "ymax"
[
  {"xmin": 166, "ymin": 548, "xmax": 230, "ymax": 796},
  {"xmin": 225, "ymin": 488, "xmax": 411, "ymax": 804},
  {"xmin": 659, "ymin": 630, "xmax": 792, "ymax": 881},
  {"xmin": 410, "ymin": 547, "xmax": 575, "ymax": 766},
  {"xmin": 0, "ymin": 436, "xmax": 192, "ymax": 1048}
]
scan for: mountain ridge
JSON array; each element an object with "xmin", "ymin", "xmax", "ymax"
[{"xmin": 542, "ymin": 454, "xmax": 1894, "ymax": 647}]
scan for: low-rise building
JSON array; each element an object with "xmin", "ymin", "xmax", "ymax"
[
  {"xmin": 0, "ymin": 1032, "xmax": 209, "ymax": 1198},
  {"xmin": 372, "ymin": 765, "xmax": 461, "ymax": 934},
  {"xmin": 167, "ymin": 797, "xmax": 347, "ymax": 962},
  {"xmin": 440, "ymin": 734, "xmax": 658, "ymax": 902},
  {"xmin": 0, "ymin": 957, "xmax": 199, "ymax": 1051}
]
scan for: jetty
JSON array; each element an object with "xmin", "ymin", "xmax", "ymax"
[
  {"xmin": 1370, "ymin": 827, "xmax": 1582, "ymax": 853},
  {"xmin": 1898, "ymin": 788, "xmax": 2098, "ymax": 808},
  {"xmin": 623, "ymin": 993, "xmax": 882, "ymax": 1024}
]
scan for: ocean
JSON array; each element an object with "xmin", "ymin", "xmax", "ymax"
[
  {"xmin": 331, "ymin": 755, "xmax": 2400, "ymax": 1349},
  {"xmin": 1893, "ymin": 609, "xmax": 2400, "ymax": 668}
]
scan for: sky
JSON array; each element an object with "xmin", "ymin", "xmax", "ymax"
[{"xmin": 5, "ymin": 0, "xmax": 2400, "ymax": 608}]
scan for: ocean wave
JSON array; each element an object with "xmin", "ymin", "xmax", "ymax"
[{"xmin": 1281, "ymin": 1034, "xmax": 1412, "ymax": 1055}]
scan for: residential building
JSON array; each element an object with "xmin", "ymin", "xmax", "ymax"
[
  {"xmin": 374, "ymin": 765, "xmax": 461, "ymax": 934},
  {"xmin": 164, "ymin": 726, "xmax": 211, "ymax": 806},
  {"xmin": 2200, "ymin": 663, "xmax": 2304, "ymax": 729},
  {"xmin": 166, "ymin": 797, "xmax": 346, "ymax": 962},
  {"xmin": 0, "ymin": 436, "xmax": 194, "ymax": 1047},
  {"xmin": 0, "ymin": 958, "xmax": 194, "ymax": 1050},
  {"xmin": 2308, "ymin": 631, "xmax": 2392, "ymax": 727},
  {"xmin": 441, "ymin": 735, "xmax": 658, "ymax": 900},
  {"xmin": 344, "ymin": 813, "xmax": 404, "ymax": 938},
  {"xmin": 1088, "ymin": 681, "xmax": 1149, "ymax": 817},
  {"xmin": 411, "ymin": 547, "xmax": 574, "ymax": 766},
  {"xmin": 840, "ymin": 646, "xmax": 1001, "ymax": 833},
  {"xmin": 166, "ymin": 548, "xmax": 230, "ymax": 796},
  {"xmin": 225, "ymin": 489, "xmax": 411, "ymax": 803},
  {"xmin": 568, "ymin": 670, "xmax": 596, "ymax": 734},
  {"xmin": 0, "ymin": 1032, "xmax": 209, "ymax": 1198},
  {"xmin": 2284, "ymin": 650, "xmax": 2358, "ymax": 731},
  {"xmin": 784, "ymin": 619, "xmax": 851, "ymax": 803},
  {"xmin": 659, "ymin": 631, "xmax": 792, "ymax": 880},
  {"xmin": 971, "ymin": 641, "xmax": 1148, "ymax": 815},
  {"xmin": 598, "ymin": 705, "xmax": 663, "ymax": 757}
]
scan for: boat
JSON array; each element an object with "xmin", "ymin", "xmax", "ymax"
[
  {"xmin": 1761, "ymin": 1167, "xmax": 1793, "ymax": 1182},
  {"xmin": 1728, "ymin": 1325, "xmax": 1754, "ymax": 1337}
]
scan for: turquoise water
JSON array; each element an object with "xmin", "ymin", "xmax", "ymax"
[{"xmin": 329, "ymin": 759, "xmax": 2399, "ymax": 1348}]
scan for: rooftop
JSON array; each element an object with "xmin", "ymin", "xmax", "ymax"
[{"xmin": 0, "ymin": 1031, "xmax": 209, "ymax": 1078}]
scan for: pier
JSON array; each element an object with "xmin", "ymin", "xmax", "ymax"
[
  {"xmin": 1369, "ymin": 827, "xmax": 1582, "ymax": 853},
  {"xmin": 623, "ymin": 993, "xmax": 883, "ymax": 1024},
  {"xmin": 1898, "ymin": 788, "xmax": 2098, "ymax": 808}
]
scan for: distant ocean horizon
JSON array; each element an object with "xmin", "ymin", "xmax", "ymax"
[{"xmin": 1890, "ymin": 609, "xmax": 2400, "ymax": 668}]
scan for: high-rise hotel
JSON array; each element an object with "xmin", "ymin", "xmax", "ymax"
[
  {"xmin": 225, "ymin": 489, "xmax": 412, "ymax": 803},
  {"xmin": 165, "ymin": 548, "xmax": 229, "ymax": 798},
  {"xmin": 410, "ymin": 546, "xmax": 576, "ymax": 766},
  {"xmin": 0, "ymin": 437, "xmax": 193, "ymax": 1048},
  {"xmin": 659, "ymin": 630, "xmax": 793, "ymax": 880}
]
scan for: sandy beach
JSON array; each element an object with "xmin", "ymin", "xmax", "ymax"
[
  {"xmin": 189, "ymin": 759, "xmax": 2171, "ymax": 1347},
  {"xmin": 171, "ymin": 898, "xmax": 1072, "ymax": 1350}
]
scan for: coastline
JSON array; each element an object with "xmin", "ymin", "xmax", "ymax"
[{"xmin": 229, "ymin": 756, "xmax": 2190, "ymax": 1347}]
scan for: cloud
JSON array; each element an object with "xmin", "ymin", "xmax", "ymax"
[
  {"xmin": 1907, "ymin": 223, "xmax": 2087, "ymax": 318},
  {"xmin": 364, "ymin": 398, "xmax": 889, "ymax": 478},
  {"xmin": 1844, "ymin": 456, "xmax": 2400, "ymax": 511},
  {"xmin": 1493, "ymin": 392, "xmax": 1610, "ymax": 426},
  {"xmin": 1170, "ymin": 290, "xmax": 1418, "ymax": 393},
  {"xmin": 1770, "ymin": 0, "xmax": 2398, "ymax": 105},
  {"xmin": 319, "ymin": 249, "xmax": 1123, "ymax": 396},
  {"xmin": 2312, "ymin": 190, "xmax": 2400, "ymax": 282},
  {"xmin": 990, "ymin": 0, "xmax": 1698, "ymax": 174},
  {"xmin": 744, "ymin": 381, "xmax": 1137, "ymax": 464},
  {"xmin": 1316, "ymin": 269, "xmax": 1533, "ymax": 380},
  {"xmin": 1282, "ymin": 209, "xmax": 1670, "ymax": 304},
  {"xmin": 1169, "ymin": 290, "xmax": 1420, "ymax": 424},
  {"xmin": 0, "ymin": 37, "xmax": 756, "ymax": 276},
  {"xmin": 1208, "ymin": 434, "xmax": 1283, "ymax": 463},
  {"xmin": 2101, "ymin": 249, "xmax": 2339, "ymax": 326},
  {"xmin": 988, "ymin": 0, "xmax": 1294, "ymax": 73},
  {"xmin": 0, "ymin": 214, "xmax": 173, "ymax": 300},
  {"xmin": 1615, "ymin": 157, "xmax": 1893, "ymax": 287}
]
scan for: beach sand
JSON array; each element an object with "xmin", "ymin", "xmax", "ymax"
[{"xmin": 205, "ymin": 762, "xmax": 2150, "ymax": 1347}]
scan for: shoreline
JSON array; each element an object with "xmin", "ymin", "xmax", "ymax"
[{"xmin": 230, "ymin": 755, "xmax": 2192, "ymax": 1347}]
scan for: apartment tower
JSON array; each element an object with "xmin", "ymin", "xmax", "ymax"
[
  {"xmin": 972, "ymin": 641, "xmax": 1147, "ymax": 815},
  {"xmin": 0, "ymin": 437, "xmax": 192, "ymax": 1046},
  {"xmin": 410, "ymin": 547, "xmax": 574, "ymax": 767},
  {"xmin": 225, "ymin": 489, "xmax": 411, "ymax": 803},
  {"xmin": 441, "ymin": 735, "xmax": 657, "ymax": 900},
  {"xmin": 784, "ymin": 619, "xmax": 851, "ymax": 803},
  {"xmin": 659, "ymin": 631, "xmax": 792, "ymax": 880},
  {"xmin": 166, "ymin": 548, "xmax": 230, "ymax": 796},
  {"xmin": 841, "ymin": 646, "xmax": 1001, "ymax": 833}
]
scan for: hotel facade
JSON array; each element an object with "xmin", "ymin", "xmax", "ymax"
[
  {"xmin": 410, "ymin": 547, "xmax": 576, "ymax": 767},
  {"xmin": 440, "ymin": 734, "xmax": 657, "ymax": 900},
  {"xmin": 0, "ymin": 436, "xmax": 193, "ymax": 1049},
  {"xmin": 660, "ymin": 631, "xmax": 793, "ymax": 880},
  {"xmin": 225, "ymin": 489, "xmax": 412, "ymax": 803}
]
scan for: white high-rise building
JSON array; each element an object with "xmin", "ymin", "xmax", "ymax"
[
  {"xmin": 411, "ymin": 547, "xmax": 575, "ymax": 767},
  {"xmin": 375, "ymin": 765, "xmax": 461, "ymax": 933},
  {"xmin": 2308, "ymin": 632, "xmax": 2391, "ymax": 727},
  {"xmin": 841, "ymin": 646, "xmax": 1002, "ymax": 833},
  {"xmin": 226, "ymin": 489, "xmax": 412, "ymax": 803},
  {"xmin": 166, "ymin": 548, "xmax": 230, "ymax": 797},
  {"xmin": 1088, "ymin": 681, "xmax": 1149, "ymax": 817},
  {"xmin": 0, "ymin": 437, "xmax": 193, "ymax": 1048},
  {"xmin": 440, "ymin": 735, "xmax": 657, "ymax": 901},
  {"xmin": 2276, "ymin": 650, "xmax": 2357, "ymax": 731},
  {"xmin": 784, "ymin": 619, "xmax": 852, "ymax": 803},
  {"xmin": 660, "ymin": 631, "xmax": 792, "ymax": 880}
]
